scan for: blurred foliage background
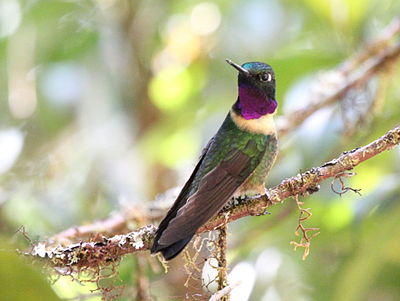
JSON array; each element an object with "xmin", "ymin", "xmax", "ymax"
[{"xmin": 1, "ymin": 0, "xmax": 400, "ymax": 300}]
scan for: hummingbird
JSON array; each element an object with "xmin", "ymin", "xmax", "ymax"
[{"xmin": 151, "ymin": 59, "xmax": 278, "ymax": 260}]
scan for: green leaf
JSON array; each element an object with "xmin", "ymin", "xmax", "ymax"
[{"xmin": 0, "ymin": 241, "xmax": 61, "ymax": 301}]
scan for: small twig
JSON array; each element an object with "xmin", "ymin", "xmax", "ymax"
[
  {"xmin": 331, "ymin": 172, "xmax": 362, "ymax": 196},
  {"xmin": 15, "ymin": 225, "xmax": 33, "ymax": 244},
  {"xmin": 216, "ymin": 222, "xmax": 229, "ymax": 300}
]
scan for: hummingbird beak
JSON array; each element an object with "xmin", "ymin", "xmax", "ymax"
[{"xmin": 225, "ymin": 59, "xmax": 250, "ymax": 76}]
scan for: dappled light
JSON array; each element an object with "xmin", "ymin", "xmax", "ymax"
[{"xmin": 1, "ymin": 0, "xmax": 400, "ymax": 300}]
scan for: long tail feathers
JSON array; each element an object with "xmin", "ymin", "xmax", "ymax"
[{"xmin": 151, "ymin": 234, "xmax": 194, "ymax": 260}]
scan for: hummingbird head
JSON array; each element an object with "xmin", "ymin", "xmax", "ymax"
[{"xmin": 226, "ymin": 59, "xmax": 277, "ymax": 120}]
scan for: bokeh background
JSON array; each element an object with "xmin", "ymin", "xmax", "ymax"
[{"xmin": 1, "ymin": 0, "xmax": 400, "ymax": 300}]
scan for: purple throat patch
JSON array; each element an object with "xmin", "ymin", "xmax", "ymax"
[{"xmin": 237, "ymin": 84, "xmax": 277, "ymax": 120}]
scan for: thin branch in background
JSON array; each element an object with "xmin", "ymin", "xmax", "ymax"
[
  {"xmin": 52, "ymin": 213, "xmax": 128, "ymax": 244},
  {"xmin": 26, "ymin": 124, "xmax": 400, "ymax": 268},
  {"xmin": 278, "ymin": 19, "xmax": 400, "ymax": 137},
  {"xmin": 370, "ymin": 68, "xmax": 395, "ymax": 116},
  {"xmin": 343, "ymin": 55, "xmax": 398, "ymax": 141},
  {"xmin": 339, "ymin": 18, "xmax": 400, "ymax": 74},
  {"xmin": 340, "ymin": 56, "xmax": 396, "ymax": 142}
]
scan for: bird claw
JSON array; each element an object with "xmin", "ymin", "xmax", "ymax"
[
  {"xmin": 235, "ymin": 190, "xmax": 273, "ymax": 216},
  {"xmin": 233, "ymin": 195, "xmax": 250, "ymax": 205},
  {"xmin": 263, "ymin": 188, "xmax": 271, "ymax": 200},
  {"xmin": 252, "ymin": 189, "xmax": 272, "ymax": 216},
  {"xmin": 237, "ymin": 195, "xmax": 248, "ymax": 201}
]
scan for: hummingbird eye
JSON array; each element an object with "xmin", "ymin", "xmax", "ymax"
[{"xmin": 259, "ymin": 73, "xmax": 272, "ymax": 82}]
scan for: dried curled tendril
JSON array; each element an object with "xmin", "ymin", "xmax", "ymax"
[{"xmin": 290, "ymin": 195, "xmax": 320, "ymax": 260}]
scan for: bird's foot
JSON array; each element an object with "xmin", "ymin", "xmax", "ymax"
[
  {"xmin": 232, "ymin": 190, "xmax": 272, "ymax": 216},
  {"xmin": 237, "ymin": 195, "xmax": 249, "ymax": 201},
  {"xmin": 232, "ymin": 195, "xmax": 251, "ymax": 204},
  {"xmin": 224, "ymin": 195, "xmax": 248, "ymax": 211},
  {"xmin": 252, "ymin": 188, "xmax": 272, "ymax": 216},
  {"xmin": 263, "ymin": 188, "xmax": 271, "ymax": 200}
]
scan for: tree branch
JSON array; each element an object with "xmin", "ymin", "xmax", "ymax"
[
  {"xmin": 200, "ymin": 124, "xmax": 400, "ymax": 231},
  {"xmin": 51, "ymin": 47, "xmax": 400, "ymax": 243},
  {"xmin": 28, "ymin": 124, "xmax": 400, "ymax": 268},
  {"xmin": 47, "ymin": 19, "xmax": 400, "ymax": 245},
  {"xmin": 339, "ymin": 18, "xmax": 400, "ymax": 74}
]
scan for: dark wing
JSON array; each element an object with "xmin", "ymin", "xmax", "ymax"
[
  {"xmin": 158, "ymin": 140, "xmax": 264, "ymax": 246},
  {"xmin": 150, "ymin": 139, "xmax": 212, "ymax": 255}
]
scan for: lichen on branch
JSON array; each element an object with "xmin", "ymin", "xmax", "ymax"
[
  {"xmin": 29, "ymin": 225, "xmax": 156, "ymax": 269},
  {"xmin": 27, "ymin": 125, "xmax": 400, "ymax": 268}
]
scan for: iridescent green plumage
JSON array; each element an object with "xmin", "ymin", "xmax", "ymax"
[
  {"xmin": 151, "ymin": 60, "xmax": 278, "ymax": 260},
  {"xmin": 195, "ymin": 113, "xmax": 278, "ymax": 196}
]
